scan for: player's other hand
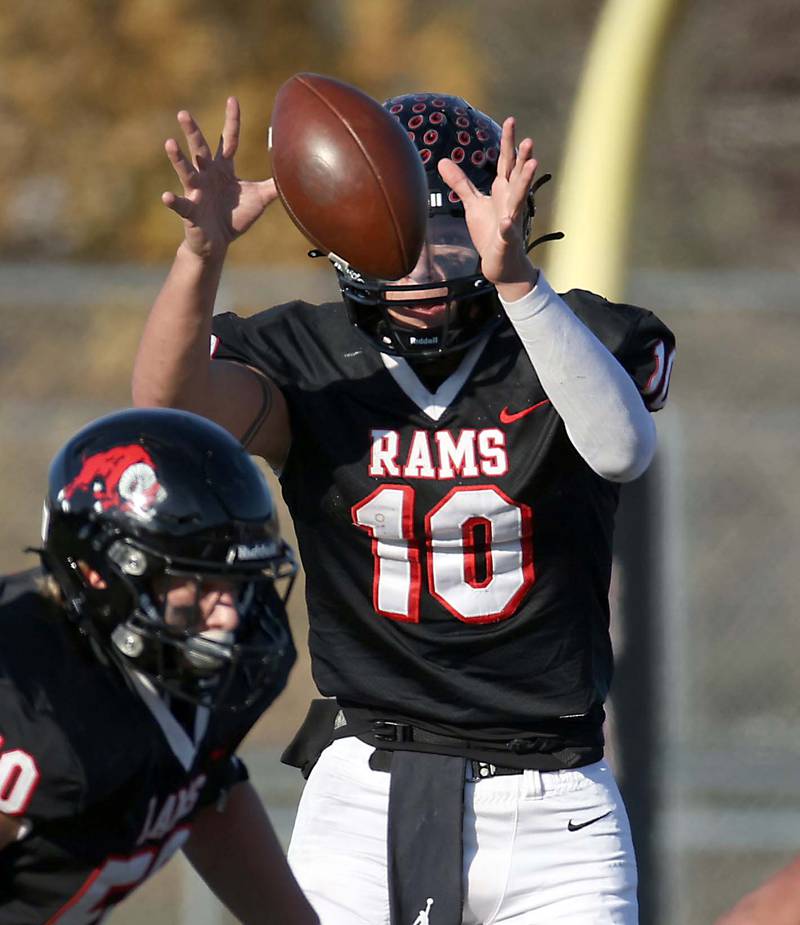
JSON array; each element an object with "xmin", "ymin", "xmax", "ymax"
[
  {"xmin": 438, "ymin": 116, "xmax": 539, "ymax": 300},
  {"xmin": 162, "ymin": 97, "xmax": 279, "ymax": 261}
]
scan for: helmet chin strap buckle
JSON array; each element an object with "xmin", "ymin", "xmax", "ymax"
[
  {"xmin": 307, "ymin": 248, "xmax": 368, "ymax": 284},
  {"xmin": 327, "ymin": 251, "xmax": 366, "ymax": 283}
]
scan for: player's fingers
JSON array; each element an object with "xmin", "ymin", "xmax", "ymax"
[
  {"xmin": 510, "ymin": 139, "xmax": 536, "ymax": 193},
  {"xmin": 497, "ymin": 117, "xmax": 517, "ymax": 181},
  {"xmin": 503, "ymin": 143, "xmax": 537, "ymax": 219},
  {"xmin": 177, "ymin": 110, "xmax": 213, "ymax": 165},
  {"xmin": 161, "ymin": 191, "xmax": 194, "ymax": 220},
  {"xmin": 165, "ymin": 138, "xmax": 199, "ymax": 191},
  {"xmin": 511, "ymin": 152, "xmax": 538, "ymax": 206},
  {"xmin": 438, "ymin": 158, "xmax": 480, "ymax": 203},
  {"xmin": 513, "ymin": 138, "xmax": 535, "ymax": 175},
  {"xmin": 220, "ymin": 96, "xmax": 240, "ymax": 159}
]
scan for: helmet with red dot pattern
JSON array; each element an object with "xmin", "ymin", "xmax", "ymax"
[
  {"xmin": 385, "ymin": 93, "xmax": 506, "ymax": 218},
  {"xmin": 330, "ymin": 93, "xmax": 550, "ymax": 358}
]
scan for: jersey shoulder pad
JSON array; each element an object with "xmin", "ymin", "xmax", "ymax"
[
  {"xmin": 561, "ymin": 288, "xmax": 676, "ymax": 411},
  {"xmin": 211, "ymin": 300, "xmax": 359, "ymax": 390}
]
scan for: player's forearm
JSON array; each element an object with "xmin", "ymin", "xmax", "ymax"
[
  {"xmin": 132, "ymin": 243, "xmax": 224, "ymax": 411},
  {"xmin": 184, "ymin": 781, "xmax": 319, "ymax": 925},
  {"xmin": 500, "ymin": 272, "xmax": 656, "ymax": 483}
]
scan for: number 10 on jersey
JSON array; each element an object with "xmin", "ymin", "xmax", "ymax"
[{"xmin": 352, "ymin": 484, "xmax": 534, "ymax": 624}]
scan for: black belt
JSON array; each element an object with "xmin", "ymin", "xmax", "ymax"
[
  {"xmin": 348, "ymin": 711, "xmax": 603, "ymax": 772},
  {"xmin": 370, "ymin": 746, "xmax": 527, "ymax": 780},
  {"xmin": 281, "ymin": 699, "xmax": 603, "ymax": 779},
  {"xmin": 370, "ymin": 717, "xmax": 572, "ymax": 755}
]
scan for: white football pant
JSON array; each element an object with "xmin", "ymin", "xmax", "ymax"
[{"xmin": 288, "ymin": 736, "xmax": 638, "ymax": 924}]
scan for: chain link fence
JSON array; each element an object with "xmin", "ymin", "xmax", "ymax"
[{"xmin": 2, "ymin": 262, "xmax": 799, "ymax": 924}]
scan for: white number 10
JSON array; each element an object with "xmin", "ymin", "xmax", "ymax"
[{"xmin": 352, "ymin": 485, "xmax": 534, "ymax": 624}]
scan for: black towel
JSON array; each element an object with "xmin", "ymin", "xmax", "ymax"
[{"xmin": 387, "ymin": 750, "xmax": 466, "ymax": 925}]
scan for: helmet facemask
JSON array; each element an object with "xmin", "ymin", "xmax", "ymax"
[
  {"xmin": 101, "ymin": 537, "xmax": 296, "ymax": 712},
  {"xmin": 336, "ymin": 214, "xmax": 503, "ymax": 357},
  {"xmin": 46, "ymin": 523, "xmax": 296, "ymax": 712}
]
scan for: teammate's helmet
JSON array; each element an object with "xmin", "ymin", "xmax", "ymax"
[
  {"xmin": 41, "ymin": 408, "xmax": 296, "ymax": 711},
  {"xmin": 334, "ymin": 92, "xmax": 533, "ymax": 358}
]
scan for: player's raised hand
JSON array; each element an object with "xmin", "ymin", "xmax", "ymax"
[
  {"xmin": 162, "ymin": 97, "xmax": 279, "ymax": 260},
  {"xmin": 438, "ymin": 116, "xmax": 538, "ymax": 293}
]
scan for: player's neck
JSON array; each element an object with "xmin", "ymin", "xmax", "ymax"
[{"xmin": 408, "ymin": 351, "xmax": 464, "ymax": 391}]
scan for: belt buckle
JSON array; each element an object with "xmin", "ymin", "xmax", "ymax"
[
  {"xmin": 467, "ymin": 760, "xmax": 499, "ymax": 783},
  {"xmin": 372, "ymin": 720, "xmax": 413, "ymax": 743}
]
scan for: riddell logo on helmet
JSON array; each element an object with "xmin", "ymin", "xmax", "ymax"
[
  {"xmin": 58, "ymin": 446, "xmax": 167, "ymax": 521},
  {"xmin": 409, "ymin": 336, "xmax": 439, "ymax": 345},
  {"xmin": 229, "ymin": 542, "xmax": 276, "ymax": 562}
]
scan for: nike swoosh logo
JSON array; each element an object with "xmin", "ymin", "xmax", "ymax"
[
  {"xmin": 567, "ymin": 810, "xmax": 612, "ymax": 832},
  {"xmin": 499, "ymin": 399, "xmax": 550, "ymax": 424}
]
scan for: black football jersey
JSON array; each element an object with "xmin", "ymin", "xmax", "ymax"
[
  {"xmin": 211, "ymin": 291, "xmax": 674, "ymax": 745},
  {"xmin": 0, "ymin": 568, "xmax": 293, "ymax": 924}
]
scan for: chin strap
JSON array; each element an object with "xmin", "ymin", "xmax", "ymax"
[
  {"xmin": 526, "ymin": 231, "xmax": 565, "ymax": 253},
  {"xmin": 530, "ymin": 172, "xmax": 554, "ymax": 196},
  {"xmin": 525, "ymin": 173, "xmax": 565, "ymax": 254}
]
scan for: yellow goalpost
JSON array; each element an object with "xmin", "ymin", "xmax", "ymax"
[{"xmin": 543, "ymin": 0, "xmax": 686, "ymax": 301}]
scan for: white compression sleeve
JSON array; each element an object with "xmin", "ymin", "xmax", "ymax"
[{"xmin": 499, "ymin": 273, "xmax": 656, "ymax": 483}]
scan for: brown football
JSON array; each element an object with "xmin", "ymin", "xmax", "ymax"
[{"xmin": 270, "ymin": 73, "xmax": 428, "ymax": 280}]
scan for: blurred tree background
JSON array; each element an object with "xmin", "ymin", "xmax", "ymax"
[
  {"xmin": 0, "ymin": 0, "xmax": 486, "ymax": 263},
  {"xmin": 2, "ymin": 0, "xmax": 798, "ymax": 267}
]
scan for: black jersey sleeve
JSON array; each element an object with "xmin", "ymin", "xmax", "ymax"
[
  {"xmin": 196, "ymin": 754, "xmax": 249, "ymax": 810},
  {"xmin": 211, "ymin": 305, "xmax": 298, "ymax": 391},
  {"xmin": 211, "ymin": 300, "xmax": 343, "ymax": 391},
  {"xmin": 210, "ymin": 299, "xmax": 359, "ymax": 390},
  {"xmin": 562, "ymin": 289, "xmax": 676, "ymax": 411},
  {"xmin": 0, "ymin": 682, "xmax": 83, "ymax": 822}
]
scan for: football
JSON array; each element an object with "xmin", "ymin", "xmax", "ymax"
[{"xmin": 270, "ymin": 73, "xmax": 428, "ymax": 280}]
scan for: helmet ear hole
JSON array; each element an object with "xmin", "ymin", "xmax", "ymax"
[{"xmin": 82, "ymin": 565, "xmax": 108, "ymax": 591}]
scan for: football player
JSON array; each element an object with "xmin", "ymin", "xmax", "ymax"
[
  {"xmin": 0, "ymin": 408, "xmax": 318, "ymax": 925},
  {"xmin": 133, "ymin": 93, "xmax": 676, "ymax": 924}
]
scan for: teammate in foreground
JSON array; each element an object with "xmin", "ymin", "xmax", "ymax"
[
  {"xmin": 0, "ymin": 408, "xmax": 318, "ymax": 925},
  {"xmin": 134, "ymin": 93, "xmax": 676, "ymax": 924}
]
